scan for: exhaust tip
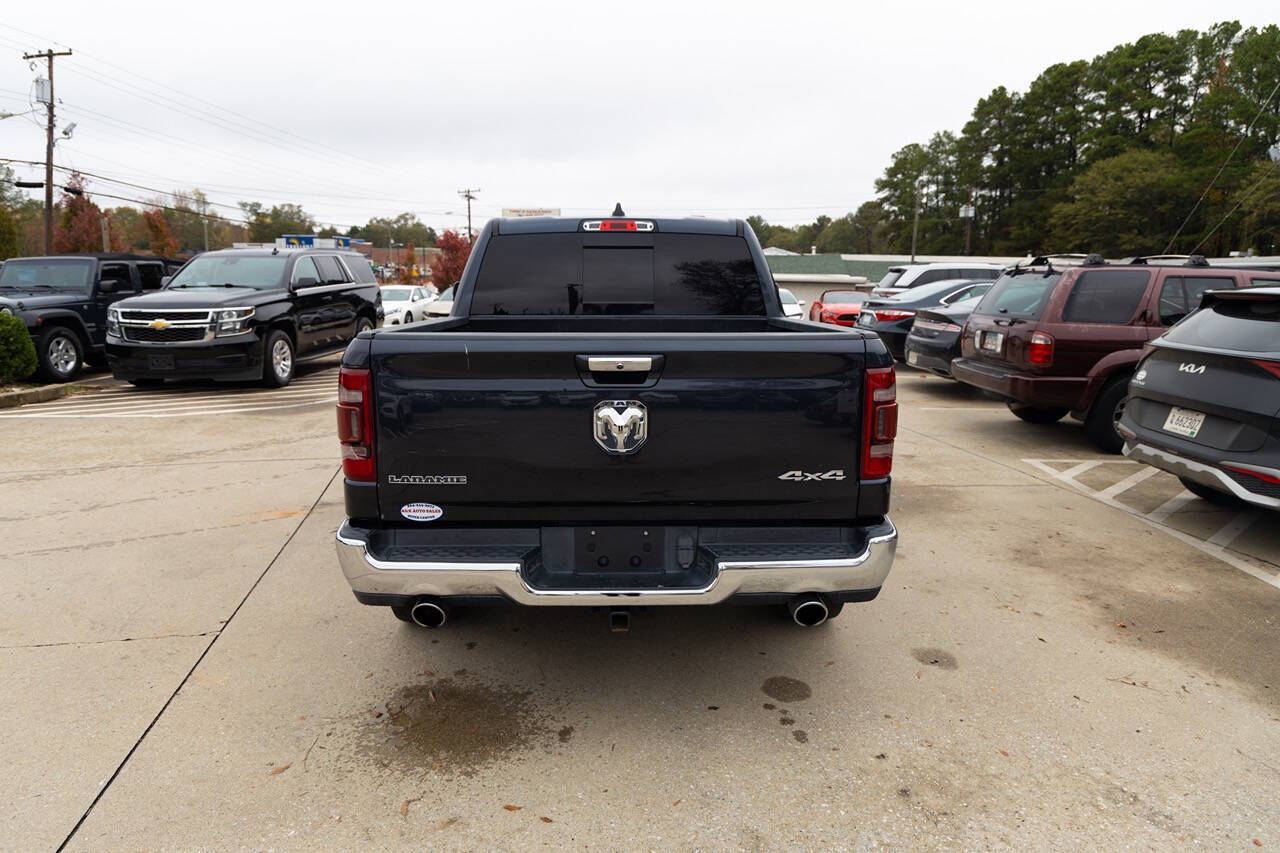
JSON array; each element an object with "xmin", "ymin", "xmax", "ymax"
[
  {"xmin": 410, "ymin": 599, "xmax": 448, "ymax": 629},
  {"xmin": 788, "ymin": 595, "xmax": 829, "ymax": 627}
]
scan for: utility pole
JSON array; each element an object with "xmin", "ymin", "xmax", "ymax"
[
  {"xmin": 909, "ymin": 179, "xmax": 923, "ymax": 263},
  {"xmin": 961, "ymin": 187, "xmax": 975, "ymax": 256},
  {"xmin": 458, "ymin": 188, "xmax": 479, "ymax": 244},
  {"xmin": 100, "ymin": 214, "xmax": 110, "ymax": 251},
  {"xmin": 199, "ymin": 196, "xmax": 209, "ymax": 251},
  {"xmin": 24, "ymin": 48, "xmax": 73, "ymax": 254}
]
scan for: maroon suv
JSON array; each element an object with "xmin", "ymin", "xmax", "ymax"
[{"xmin": 951, "ymin": 257, "xmax": 1280, "ymax": 452}]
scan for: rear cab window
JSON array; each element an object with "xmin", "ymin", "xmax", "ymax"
[
  {"xmin": 1060, "ymin": 269, "xmax": 1151, "ymax": 324},
  {"xmin": 971, "ymin": 270, "xmax": 1062, "ymax": 320},
  {"xmin": 471, "ymin": 233, "xmax": 765, "ymax": 316}
]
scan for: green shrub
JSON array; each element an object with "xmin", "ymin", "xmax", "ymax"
[{"xmin": 0, "ymin": 314, "xmax": 37, "ymax": 383}]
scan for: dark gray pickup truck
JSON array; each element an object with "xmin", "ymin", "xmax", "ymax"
[{"xmin": 334, "ymin": 213, "xmax": 898, "ymax": 630}]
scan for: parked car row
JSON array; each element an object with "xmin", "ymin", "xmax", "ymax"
[
  {"xmin": 0, "ymin": 248, "xmax": 461, "ymax": 387},
  {"xmin": 849, "ymin": 256, "xmax": 1280, "ymax": 503}
]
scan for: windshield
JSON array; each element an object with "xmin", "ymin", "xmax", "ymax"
[
  {"xmin": 778, "ymin": 289, "xmax": 798, "ymax": 304},
  {"xmin": 0, "ymin": 258, "xmax": 94, "ymax": 291},
  {"xmin": 438, "ymin": 287, "xmax": 454, "ymax": 302},
  {"xmin": 877, "ymin": 270, "xmax": 904, "ymax": 289},
  {"xmin": 167, "ymin": 255, "xmax": 288, "ymax": 290},
  {"xmin": 972, "ymin": 271, "xmax": 1061, "ymax": 319},
  {"xmin": 822, "ymin": 290, "xmax": 866, "ymax": 303},
  {"xmin": 381, "ymin": 288, "xmax": 411, "ymax": 300}
]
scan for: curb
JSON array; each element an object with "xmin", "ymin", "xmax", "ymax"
[
  {"xmin": 0, "ymin": 372, "xmax": 114, "ymax": 410},
  {"xmin": 0, "ymin": 382, "xmax": 74, "ymax": 409}
]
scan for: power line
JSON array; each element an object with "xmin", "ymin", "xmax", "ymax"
[
  {"xmin": 1163, "ymin": 74, "xmax": 1280, "ymax": 254},
  {"xmin": 458, "ymin": 188, "xmax": 479, "ymax": 244},
  {"xmin": 1188, "ymin": 157, "xmax": 1280, "ymax": 256}
]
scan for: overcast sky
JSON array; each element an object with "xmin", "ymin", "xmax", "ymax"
[{"xmin": 1, "ymin": 1, "xmax": 1276, "ymax": 234}]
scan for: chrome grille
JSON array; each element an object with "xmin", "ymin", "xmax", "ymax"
[{"xmin": 120, "ymin": 309, "xmax": 213, "ymax": 322}]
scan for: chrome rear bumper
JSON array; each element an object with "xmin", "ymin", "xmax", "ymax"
[{"xmin": 335, "ymin": 520, "xmax": 897, "ymax": 606}]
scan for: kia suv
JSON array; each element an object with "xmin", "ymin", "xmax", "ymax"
[
  {"xmin": 1119, "ymin": 286, "xmax": 1280, "ymax": 509},
  {"xmin": 951, "ymin": 256, "xmax": 1280, "ymax": 452}
]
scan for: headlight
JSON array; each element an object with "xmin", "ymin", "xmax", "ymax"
[
  {"xmin": 106, "ymin": 307, "xmax": 120, "ymax": 335},
  {"xmin": 215, "ymin": 306, "xmax": 255, "ymax": 336},
  {"xmin": 0, "ymin": 306, "xmax": 11, "ymax": 317}
]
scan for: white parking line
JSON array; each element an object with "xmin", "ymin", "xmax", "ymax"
[
  {"xmin": 0, "ymin": 371, "xmax": 339, "ymax": 419},
  {"xmin": 1098, "ymin": 466, "xmax": 1160, "ymax": 500},
  {"xmin": 1146, "ymin": 491, "xmax": 1197, "ymax": 524},
  {"xmin": 1023, "ymin": 457, "xmax": 1280, "ymax": 590}
]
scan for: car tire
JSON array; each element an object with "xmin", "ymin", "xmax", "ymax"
[
  {"xmin": 356, "ymin": 316, "xmax": 374, "ymax": 335},
  {"xmin": 262, "ymin": 329, "xmax": 295, "ymax": 388},
  {"xmin": 1084, "ymin": 376, "xmax": 1130, "ymax": 454},
  {"xmin": 1007, "ymin": 402, "xmax": 1069, "ymax": 424},
  {"xmin": 37, "ymin": 326, "xmax": 83, "ymax": 383},
  {"xmin": 1178, "ymin": 476, "xmax": 1243, "ymax": 506},
  {"xmin": 128, "ymin": 378, "xmax": 165, "ymax": 388}
]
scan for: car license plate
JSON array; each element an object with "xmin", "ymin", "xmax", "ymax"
[
  {"xmin": 907, "ymin": 350, "xmax": 919, "ymax": 366},
  {"xmin": 980, "ymin": 331, "xmax": 1004, "ymax": 353},
  {"xmin": 147, "ymin": 354, "xmax": 175, "ymax": 371},
  {"xmin": 858, "ymin": 313, "xmax": 874, "ymax": 326},
  {"xmin": 1162, "ymin": 406, "xmax": 1206, "ymax": 438}
]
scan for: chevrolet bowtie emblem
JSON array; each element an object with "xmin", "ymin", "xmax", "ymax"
[{"xmin": 148, "ymin": 318, "xmax": 170, "ymax": 330}]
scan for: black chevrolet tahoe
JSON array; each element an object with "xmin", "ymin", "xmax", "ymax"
[
  {"xmin": 0, "ymin": 253, "xmax": 179, "ymax": 381},
  {"xmin": 334, "ymin": 213, "xmax": 899, "ymax": 630},
  {"xmin": 106, "ymin": 247, "xmax": 381, "ymax": 387}
]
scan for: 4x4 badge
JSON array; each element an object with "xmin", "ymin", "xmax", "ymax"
[{"xmin": 778, "ymin": 469, "xmax": 845, "ymax": 481}]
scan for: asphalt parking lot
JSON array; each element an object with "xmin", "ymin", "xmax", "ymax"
[{"xmin": 2, "ymin": 367, "xmax": 1277, "ymax": 849}]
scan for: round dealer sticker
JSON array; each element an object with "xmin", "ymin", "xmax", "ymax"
[{"xmin": 400, "ymin": 503, "xmax": 443, "ymax": 522}]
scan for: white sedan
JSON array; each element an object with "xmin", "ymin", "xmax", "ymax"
[
  {"xmin": 381, "ymin": 285, "xmax": 434, "ymax": 325},
  {"xmin": 426, "ymin": 285, "xmax": 455, "ymax": 317},
  {"xmin": 778, "ymin": 287, "xmax": 805, "ymax": 319}
]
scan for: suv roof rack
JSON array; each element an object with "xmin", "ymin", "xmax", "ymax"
[{"xmin": 1012, "ymin": 253, "xmax": 1106, "ymax": 272}]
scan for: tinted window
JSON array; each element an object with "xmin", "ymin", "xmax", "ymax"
[
  {"xmin": 315, "ymin": 255, "xmax": 347, "ymax": 284},
  {"xmin": 1061, "ymin": 270, "xmax": 1150, "ymax": 324},
  {"xmin": 877, "ymin": 270, "xmax": 904, "ymax": 289},
  {"xmin": 1160, "ymin": 276, "xmax": 1235, "ymax": 325},
  {"xmin": 973, "ymin": 272, "xmax": 1061, "ymax": 319},
  {"xmin": 962, "ymin": 268, "xmax": 1000, "ymax": 280},
  {"xmin": 1163, "ymin": 297, "xmax": 1280, "ymax": 354},
  {"xmin": 99, "ymin": 263, "xmax": 134, "ymax": 292},
  {"xmin": 137, "ymin": 262, "xmax": 165, "ymax": 290},
  {"xmin": 471, "ymin": 234, "xmax": 764, "ymax": 316},
  {"xmin": 913, "ymin": 269, "xmax": 957, "ymax": 286},
  {"xmin": 169, "ymin": 255, "xmax": 288, "ymax": 290},
  {"xmin": 344, "ymin": 254, "xmax": 377, "ymax": 283},
  {"xmin": 1252, "ymin": 277, "xmax": 1280, "ymax": 288},
  {"xmin": 0, "ymin": 258, "xmax": 94, "ymax": 291},
  {"xmin": 291, "ymin": 257, "xmax": 320, "ymax": 285}
]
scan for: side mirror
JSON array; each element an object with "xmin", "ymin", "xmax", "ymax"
[
  {"xmin": 294, "ymin": 276, "xmax": 318, "ymax": 289},
  {"xmin": 798, "ymin": 300, "xmax": 806, "ymax": 307},
  {"xmin": 160, "ymin": 275, "xmax": 172, "ymax": 288},
  {"xmin": 97, "ymin": 280, "xmax": 119, "ymax": 294}
]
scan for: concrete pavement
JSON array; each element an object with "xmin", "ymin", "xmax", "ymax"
[{"xmin": 2, "ymin": 369, "xmax": 1277, "ymax": 848}]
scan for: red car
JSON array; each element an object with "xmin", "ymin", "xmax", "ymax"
[{"xmin": 809, "ymin": 289, "xmax": 869, "ymax": 326}]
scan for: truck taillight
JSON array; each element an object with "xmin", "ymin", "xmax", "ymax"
[
  {"xmin": 862, "ymin": 366, "xmax": 897, "ymax": 479},
  {"xmin": 1028, "ymin": 331, "xmax": 1054, "ymax": 366},
  {"xmin": 337, "ymin": 367, "xmax": 375, "ymax": 482}
]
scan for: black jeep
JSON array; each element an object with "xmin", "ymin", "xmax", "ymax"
[{"xmin": 0, "ymin": 253, "xmax": 178, "ymax": 382}]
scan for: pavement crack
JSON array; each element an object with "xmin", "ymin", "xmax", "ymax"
[
  {"xmin": 0, "ymin": 631, "xmax": 217, "ymax": 651},
  {"xmin": 55, "ymin": 465, "xmax": 340, "ymax": 852}
]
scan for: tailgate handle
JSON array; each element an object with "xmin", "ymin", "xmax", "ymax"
[{"xmin": 587, "ymin": 356, "xmax": 652, "ymax": 373}]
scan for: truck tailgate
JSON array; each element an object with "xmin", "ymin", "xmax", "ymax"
[{"xmin": 370, "ymin": 331, "xmax": 871, "ymax": 524}]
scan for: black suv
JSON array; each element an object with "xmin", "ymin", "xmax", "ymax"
[
  {"xmin": 105, "ymin": 247, "xmax": 381, "ymax": 387},
  {"xmin": 1120, "ymin": 286, "xmax": 1280, "ymax": 510},
  {"xmin": 0, "ymin": 253, "xmax": 178, "ymax": 381}
]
